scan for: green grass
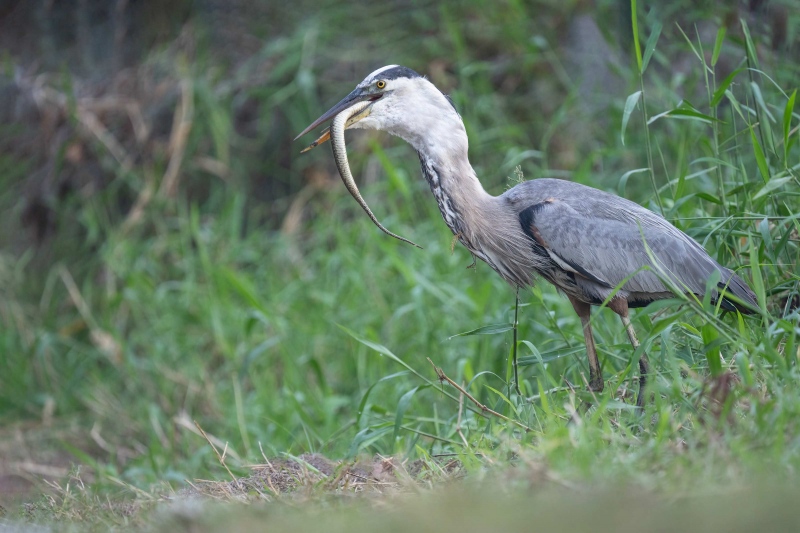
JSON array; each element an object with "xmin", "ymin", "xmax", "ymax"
[{"xmin": 1, "ymin": 0, "xmax": 799, "ymax": 529}]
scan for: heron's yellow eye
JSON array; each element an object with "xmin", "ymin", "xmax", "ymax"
[{"xmin": 376, "ymin": 80, "xmax": 386, "ymax": 89}]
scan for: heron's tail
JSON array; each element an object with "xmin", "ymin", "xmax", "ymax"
[{"xmin": 717, "ymin": 268, "xmax": 759, "ymax": 314}]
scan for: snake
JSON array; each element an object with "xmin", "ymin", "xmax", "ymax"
[{"xmin": 330, "ymin": 101, "xmax": 421, "ymax": 249}]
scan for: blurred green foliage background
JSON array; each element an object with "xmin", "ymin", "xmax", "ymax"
[{"xmin": 0, "ymin": 0, "xmax": 799, "ymax": 512}]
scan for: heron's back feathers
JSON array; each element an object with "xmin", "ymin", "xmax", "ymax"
[{"xmin": 503, "ymin": 179, "xmax": 758, "ymax": 313}]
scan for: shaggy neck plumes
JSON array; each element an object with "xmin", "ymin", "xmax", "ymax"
[
  {"xmin": 414, "ymin": 138, "xmax": 490, "ymax": 240},
  {"xmin": 411, "ymin": 127, "xmax": 536, "ymax": 288}
]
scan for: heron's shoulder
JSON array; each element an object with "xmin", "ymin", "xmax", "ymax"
[
  {"xmin": 502, "ymin": 178, "xmax": 661, "ymax": 222},
  {"xmin": 502, "ymin": 178, "xmax": 612, "ymax": 201}
]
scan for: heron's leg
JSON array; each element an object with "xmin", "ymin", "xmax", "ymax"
[
  {"xmin": 609, "ymin": 298, "xmax": 650, "ymax": 408},
  {"xmin": 512, "ymin": 287, "xmax": 521, "ymax": 396},
  {"xmin": 567, "ymin": 296, "xmax": 603, "ymax": 392}
]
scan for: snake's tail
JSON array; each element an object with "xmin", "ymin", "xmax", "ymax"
[
  {"xmin": 300, "ymin": 128, "xmax": 330, "ymax": 153},
  {"xmin": 368, "ymin": 212, "xmax": 422, "ymax": 248},
  {"xmin": 349, "ymin": 192, "xmax": 420, "ymax": 248}
]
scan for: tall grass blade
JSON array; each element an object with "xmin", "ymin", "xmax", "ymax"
[
  {"xmin": 641, "ymin": 22, "xmax": 662, "ymax": 74},
  {"xmin": 348, "ymin": 424, "xmax": 392, "ymax": 457},
  {"xmin": 339, "ymin": 325, "xmax": 425, "ymax": 380},
  {"xmin": 485, "ymin": 385, "xmax": 519, "ymax": 416},
  {"xmin": 393, "ymin": 385, "xmax": 426, "ymax": 443},
  {"xmin": 750, "ymin": 127, "xmax": 771, "ymax": 184},
  {"xmin": 784, "ymin": 89, "xmax": 796, "ymax": 163},
  {"xmin": 617, "ymin": 167, "xmax": 649, "ymax": 196},
  {"xmin": 711, "ymin": 68, "xmax": 743, "ymax": 107},
  {"xmin": 748, "ymin": 240, "xmax": 767, "ymax": 315},
  {"xmin": 647, "ymin": 104, "xmax": 721, "ymax": 125},
  {"xmin": 357, "ymin": 371, "xmax": 410, "ymax": 428},
  {"xmin": 449, "ymin": 323, "xmax": 513, "ymax": 338},
  {"xmin": 753, "ymin": 176, "xmax": 792, "ymax": 200},
  {"xmin": 630, "ymin": 0, "xmax": 642, "ymax": 72},
  {"xmin": 750, "ymin": 82, "xmax": 776, "ymax": 124},
  {"xmin": 711, "ymin": 26, "xmax": 726, "ymax": 67},
  {"xmin": 621, "ymin": 91, "xmax": 642, "ymax": 145},
  {"xmin": 740, "ymin": 19, "xmax": 760, "ymax": 69}
]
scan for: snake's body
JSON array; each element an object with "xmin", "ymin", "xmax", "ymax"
[{"xmin": 331, "ymin": 102, "xmax": 421, "ymax": 248}]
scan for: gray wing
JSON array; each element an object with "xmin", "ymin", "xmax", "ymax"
[
  {"xmin": 509, "ymin": 181, "xmax": 757, "ymax": 311},
  {"xmin": 525, "ymin": 199, "xmax": 715, "ymax": 291}
]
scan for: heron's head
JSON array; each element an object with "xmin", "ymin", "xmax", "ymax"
[{"xmin": 295, "ymin": 65, "xmax": 463, "ymax": 152}]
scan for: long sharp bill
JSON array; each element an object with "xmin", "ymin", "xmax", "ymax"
[
  {"xmin": 295, "ymin": 87, "xmax": 367, "ymax": 141},
  {"xmin": 299, "ymin": 104, "xmax": 372, "ymax": 153}
]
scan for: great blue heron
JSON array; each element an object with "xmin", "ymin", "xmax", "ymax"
[{"xmin": 296, "ymin": 65, "xmax": 758, "ymax": 407}]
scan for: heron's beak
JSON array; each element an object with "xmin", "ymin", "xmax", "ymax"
[{"xmin": 295, "ymin": 88, "xmax": 375, "ymax": 150}]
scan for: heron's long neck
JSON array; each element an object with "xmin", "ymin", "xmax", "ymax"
[
  {"xmin": 414, "ymin": 137, "xmax": 493, "ymax": 240},
  {"xmin": 411, "ymin": 121, "xmax": 535, "ymax": 287}
]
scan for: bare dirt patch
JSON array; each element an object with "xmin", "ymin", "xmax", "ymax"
[
  {"xmin": 0, "ymin": 420, "xmax": 107, "ymax": 509},
  {"xmin": 180, "ymin": 453, "xmax": 464, "ymax": 502}
]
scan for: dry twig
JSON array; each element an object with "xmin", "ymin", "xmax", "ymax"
[
  {"xmin": 194, "ymin": 420, "xmax": 237, "ymax": 483},
  {"xmin": 159, "ymin": 77, "xmax": 194, "ymax": 198},
  {"xmin": 427, "ymin": 358, "xmax": 532, "ymax": 433}
]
